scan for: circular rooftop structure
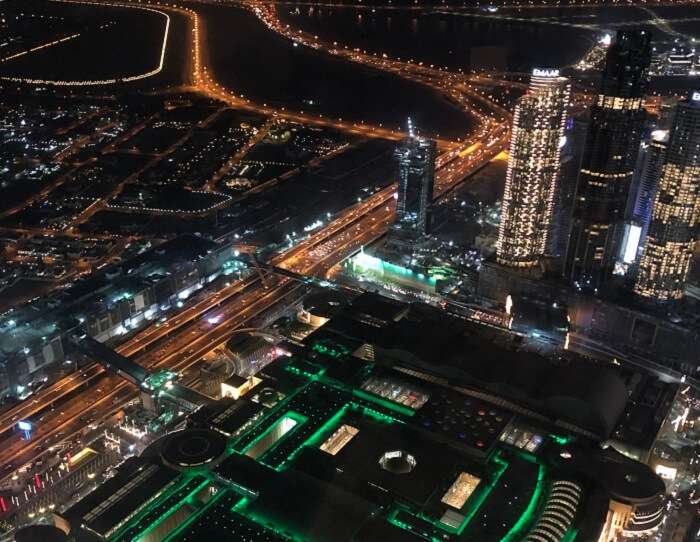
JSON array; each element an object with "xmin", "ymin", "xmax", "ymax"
[
  {"xmin": 378, "ymin": 450, "xmax": 417, "ymax": 474},
  {"xmin": 600, "ymin": 453, "xmax": 666, "ymax": 504},
  {"xmin": 547, "ymin": 445, "xmax": 665, "ymax": 506},
  {"xmin": 15, "ymin": 525, "xmax": 68, "ymax": 542},
  {"xmin": 160, "ymin": 428, "xmax": 227, "ymax": 471}
]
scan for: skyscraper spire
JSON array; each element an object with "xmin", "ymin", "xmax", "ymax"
[
  {"xmin": 407, "ymin": 117, "xmax": 416, "ymax": 138},
  {"xmin": 394, "ymin": 122, "xmax": 436, "ymax": 237}
]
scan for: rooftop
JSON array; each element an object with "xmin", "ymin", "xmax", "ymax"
[
  {"xmin": 311, "ymin": 293, "xmax": 628, "ymax": 440},
  {"xmin": 54, "ymin": 293, "xmax": 666, "ymax": 542}
]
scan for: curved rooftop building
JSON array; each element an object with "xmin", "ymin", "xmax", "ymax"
[{"xmin": 45, "ymin": 293, "xmax": 666, "ymax": 542}]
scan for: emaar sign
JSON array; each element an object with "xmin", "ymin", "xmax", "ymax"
[
  {"xmin": 692, "ymin": 91, "xmax": 700, "ymax": 101},
  {"xmin": 532, "ymin": 68, "xmax": 560, "ymax": 77}
]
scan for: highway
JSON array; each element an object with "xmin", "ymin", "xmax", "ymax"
[
  {"xmin": 0, "ymin": 113, "xmax": 506, "ymax": 491},
  {"xmin": 180, "ymin": 0, "xmax": 508, "ymax": 148},
  {"xmin": 0, "ymin": 0, "xmax": 511, "ymax": 517},
  {"xmin": 0, "ymin": 186, "xmax": 400, "ymax": 482},
  {"xmin": 0, "ymin": 274, "xmax": 261, "ymax": 437}
]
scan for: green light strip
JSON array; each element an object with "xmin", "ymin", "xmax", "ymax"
[
  {"xmin": 162, "ymin": 487, "xmax": 227, "ymax": 542},
  {"xmin": 357, "ymin": 403, "xmax": 400, "ymax": 424},
  {"xmin": 285, "ymin": 363, "xmax": 326, "ymax": 381},
  {"xmin": 123, "ymin": 479, "xmax": 209, "ymax": 542},
  {"xmin": 109, "ymin": 476, "xmax": 206, "ymax": 542},
  {"xmin": 500, "ymin": 463, "xmax": 546, "ymax": 542},
  {"xmin": 283, "ymin": 404, "xmax": 350, "ymax": 465},
  {"xmin": 312, "ymin": 340, "xmax": 349, "ymax": 359},
  {"xmin": 242, "ymin": 411, "xmax": 308, "ymax": 461},
  {"xmin": 352, "ymin": 388, "xmax": 416, "ymax": 417},
  {"xmin": 562, "ymin": 528, "xmax": 578, "ymax": 542},
  {"xmin": 549, "ymin": 433, "xmax": 572, "ymax": 445},
  {"xmin": 453, "ymin": 454, "xmax": 509, "ymax": 536},
  {"xmin": 231, "ymin": 496, "xmax": 249, "ymax": 513},
  {"xmin": 387, "ymin": 507, "xmax": 440, "ymax": 541},
  {"xmin": 387, "ymin": 515, "xmax": 424, "ymax": 539}
]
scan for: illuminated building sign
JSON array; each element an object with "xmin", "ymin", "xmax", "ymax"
[
  {"xmin": 346, "ymin": 251, "xmax": 438, "ymax": 293},
  {"xmin": 622, "ymin": 223, "xmax": 643, "ymax": 264},
  {"xmin": 532, "ymin": 68, "xmax": 560, "ymax": 77},
  {"xmin": 655, "ymin": 464, "xmax": 677, "ymax": 481},
  {"xmin": 692, "ymin": 91, "xmax": 700, "ymax": 101}
]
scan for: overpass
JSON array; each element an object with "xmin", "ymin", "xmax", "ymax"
[
  {"xmin": 67, "ymin": 334, "xmax": 214, "ymax": 410},
  {"xmin": 68, "ymin": 334, "xmax": 149, "ymax": 386}
]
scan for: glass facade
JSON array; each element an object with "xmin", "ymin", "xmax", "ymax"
[
  {"xmin": 634, "ymin": 96, "xmax": 700, "ymax": 302},
  {"xmin": 565, "ymin": 30, "xmax": 652, "ymax": 290},
  {"xmin": 394, "ymin": 128, "xmax": 437, "ymax": 236}
]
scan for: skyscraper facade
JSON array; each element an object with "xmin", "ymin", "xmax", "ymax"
[
  {"xmin": 612, "ymin": 130, "xmax": 669, "ymax": 274},
  {"xmin": 634, "ymin": 93, "xmax": 700, "ymax": 302},
  {"xmin": 548, "ymin": 115, "xmax": 588, "ymax": 259},
  {"xmin": 497, "ymin": 68, "xmax": 571, "ymax": 268},
  {"xmin": 631, "ymin": 129, "xmax": 669, "ymax": 240},
  {"xmin": 565, "ymin": 29, "xmax": 652, "ymax": 290},
  {"xmin": 394, "ymin": 122, "xmax": 437, "ymax": 236}
]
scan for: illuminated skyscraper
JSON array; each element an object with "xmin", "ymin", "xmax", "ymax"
[
  {"xmin": 565, "ymin": 29, "xmax": 652, "ymax": 291},
  {"xmin": 634, "ymin": 93, "xmax": 700, "ymax": 302},
  {"xmin": 394, "ymin": 120, "xmax": 437, "ymax": 236},
  {"xmin": 631, "ymin": 129, "xmax": 669, "ymax": 239},
  {"xmin": 615, "ymin": 129, "xmax": 669, "ymax": 271},
  {"xmin": 496, "ymin": 68, "xmax": 571, "ymax": 268}
]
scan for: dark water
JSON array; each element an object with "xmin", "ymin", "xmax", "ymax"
[
  {"xmin": 200, "ymin": 4, "xmax": 475, "ymax": 140},
  {"xmin": 276, "ymin": 4, "xmax": 700, "ymax": 73},
  {"xmin": 277, "ymin": 6, "xmax": 599, "ymax": 72},
  {"xmin": 0, "ymin": 2, "xmax": 189, "ymax": 89}
]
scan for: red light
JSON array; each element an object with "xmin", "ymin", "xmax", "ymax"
[
  {"xmin": 34, "ymin": 473, "xmax": 41, "ymax": 489},
  {"xmin": 0, "ymin": 497, "xmax": 7, "ymax": 513}
]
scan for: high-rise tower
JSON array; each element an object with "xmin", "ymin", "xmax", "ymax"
[
  {"xmin": 631, "ymin": 129, "xmax": 669, "ymax": 240},
  {"xmin": 496, "ymin": 68, "xmax": 571, "ymax": 268},
  {"xmin": 394, "ymin": 120, "xmax": 437, "ymax": 236},
  {"xmin": 634, "ymin": 93, "xmax": 700, "ymax": 302},
  {"xmin": 565, "ymin": 29, "xmax": 652, "ymax": 291},
  {"xmin": 549, "ymin": 115, "xmax": 588, "ymax": 259}
]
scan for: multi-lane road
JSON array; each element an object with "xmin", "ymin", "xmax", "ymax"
[
  {"xmin": 0, "ymin": 115, "xmax": 506, "ymax": 492},
  {"xmin": 0, "ymin": 0, "xmax": 511, "ymax": 520}
]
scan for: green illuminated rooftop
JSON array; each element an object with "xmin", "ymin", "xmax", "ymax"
[{"xmin": 56, "ymin": 295, "xmax": 665, "ymax": 542}]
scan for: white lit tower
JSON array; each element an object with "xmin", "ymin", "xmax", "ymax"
[
  {"xmin": 496, "ymin": 68, "xmax": 571, "ymax": 268},
  {"xmin": 634, "ymin": 92, "xmax": 700, "ymax": 302},
  {"xmin": 394, "ymin": 119, "xmax": 437, "ymax": 236}
]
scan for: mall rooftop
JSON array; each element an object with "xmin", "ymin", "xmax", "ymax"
[{"xmin": 45, "ymin": 293, "xmax": 668, "ymax": 542}]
